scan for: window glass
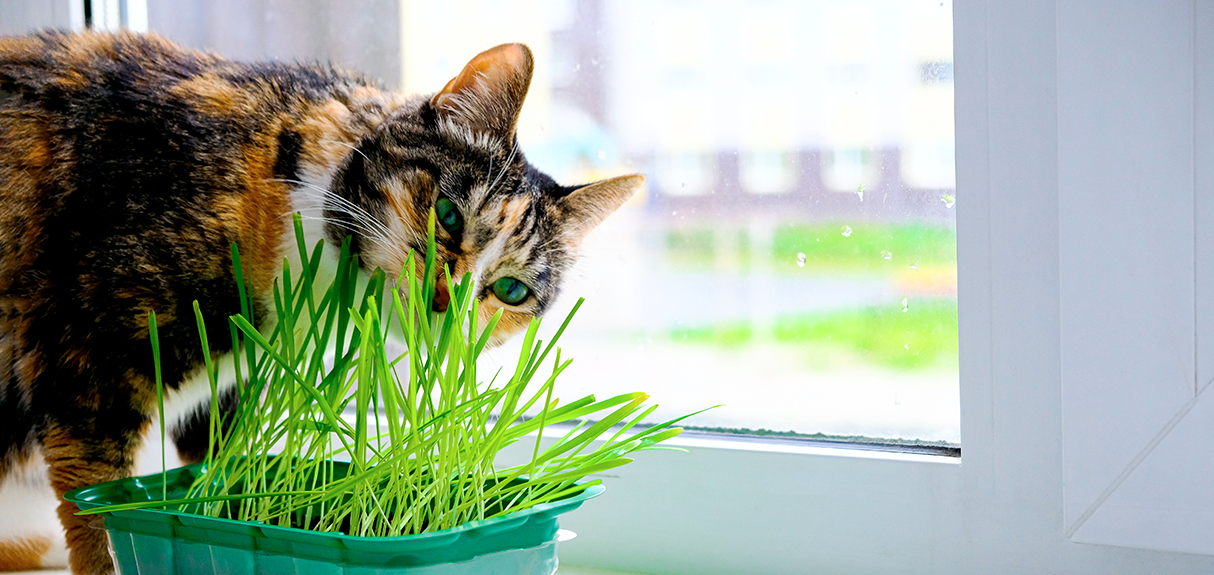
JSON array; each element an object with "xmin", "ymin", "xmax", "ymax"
[{"xmin": 401, "ymin": 0, "xmax": 959, "ymax": 445}]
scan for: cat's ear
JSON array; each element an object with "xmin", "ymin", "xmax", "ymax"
[
  {"xmin": 558, "ymin": 174, "xmax": 644, "ymax": 242},
  {"xmin": 430, "ymin": 43, "xmax": 534, "ymax": 139}
]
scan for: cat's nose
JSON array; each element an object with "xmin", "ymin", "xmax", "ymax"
[{"xmin": 432, "ymin": 280, "xmax": 450, "ymax": 312}]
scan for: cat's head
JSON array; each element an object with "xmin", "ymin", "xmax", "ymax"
[{"xmin": 325, "ymin": 43, "xmax": 641, "ymax": 346}]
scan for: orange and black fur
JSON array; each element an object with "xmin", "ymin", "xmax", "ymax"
[{"xmin": 0, "ymin": 31, "xmax": 640, "ymax": 574}]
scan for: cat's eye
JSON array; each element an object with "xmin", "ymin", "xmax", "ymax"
[
  {"xmin": 492, "ymin": 277, "xmax": 530, "ymax": 305},
  {"xmin": 435, "ymin": 197, "xmax": 463, "ymax": 234}
]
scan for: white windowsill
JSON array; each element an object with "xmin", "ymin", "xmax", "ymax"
[
  {"xmin": 13, "ymin": 566, "xmax": 642, "ymax": 575},
  {"xmin": 558, "ymin": 566, "xmax": 646, "ymax": 575},
  {"xmin": 662, "ymin": 433, "xmax": 960, "ymax": 465}
]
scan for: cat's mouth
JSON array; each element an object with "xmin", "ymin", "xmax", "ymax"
[{"xmin": 432, "ymin": 280, "xmax": 451, "ymax": 312}]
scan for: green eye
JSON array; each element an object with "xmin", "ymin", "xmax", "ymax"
[
  {"xmin": 435, "ymin": 197, "xmax": 463, "ymax": 234},
  {"xmin": 493, "ymin": 277, "xmax": 530, "ymax": 305}
]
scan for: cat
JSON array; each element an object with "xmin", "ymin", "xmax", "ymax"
[{"xmin": 0, "ymin": 30, "xmax": 640, "ymax": 574}]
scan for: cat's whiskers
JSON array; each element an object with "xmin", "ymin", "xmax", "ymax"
[
  {"xmin": 319, "ymin": 139, "xmax": 370, "ymax": 163},
  {"xmin": 315, "ymin": 188, "xmax": 407, "ymax": 245},
  {"xmin": 291, "ymin": 211, "xmax": 401, "ymax": 256},
  {"xmin": 269, "ymin": 178, "xmax": 372, "ymax": 225},
  {"xmin": 280, "ymin": 182, "xmax": 412, "ymax": 263},
  {"xmin": 534, "ymin": 232, "xmax": 572, "ymax": 252},
  {"xmin": 312, "ymin": 195, "xmax": 427, "ymax": 264},
  {"xmin": 289, "ymin": 207, "xmax": 385, "ymax": 243},
  {"xmin": 267, "ymin": 178, "xmax": 409, "ymax": 248},
  {"xmin": 486, "ymin": 142, "xmax": 519, "ymax": 195},
  {"xmin": 295, "ymin": 215, "xmax": 416, "ymax": 275},
  {"xmin": 287, "ymin": 195, "xmax": 409, "ymax": 261}
]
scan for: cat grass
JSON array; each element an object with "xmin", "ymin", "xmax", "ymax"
[{"xmin": 80, "ymin": 211, "xmax": 699, "ymax": 537}]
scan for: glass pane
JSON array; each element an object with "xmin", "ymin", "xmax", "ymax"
[
  {"xmin": 401, "ymin": 0, "xmax": 959, "ymax": 445},
  {"xmin": 145, "ymin": 0, "xmax": 958, "ymax": 446}
]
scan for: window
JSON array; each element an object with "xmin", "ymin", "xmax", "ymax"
[
  {"xmin": 10, "ymin": 1, "xmax": 1214, "ymax": 573},
  {"xmin": 403, "ymin": 0, "xmax": 962, "ymax": 448}
]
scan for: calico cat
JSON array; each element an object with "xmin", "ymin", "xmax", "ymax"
[{"xmin": 0, "ymin": 31, "xmax": 640, "ymax": 574}]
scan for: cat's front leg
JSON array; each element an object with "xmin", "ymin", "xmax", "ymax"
[
  {"xmin": 171, "ymin": 384, "xmax": 239, "ymax": 465},
  {"xmin": 40, "ymin": 403, "xmax": 145, "ymax": 575}
]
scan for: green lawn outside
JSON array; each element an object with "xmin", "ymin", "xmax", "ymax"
[
  {"xmin": 670, "ymin": 298, "xmax": 959, "ymax": 370},
  {"xmin": 663, "ymin": 222, "xmax": 957, "ymax": 273}
]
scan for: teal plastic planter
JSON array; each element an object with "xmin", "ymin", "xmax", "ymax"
[{"xmin": 64, "ymin": 460, "xmax": 603, "ymax": 575}]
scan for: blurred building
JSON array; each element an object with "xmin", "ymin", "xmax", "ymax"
[
  {"xmin": 593, "ymin": 0, "xmax": 955, "ymax": 222},
  {"xmin": 4, "ymin": 0, "xmax": 954, "ymax": 226}
]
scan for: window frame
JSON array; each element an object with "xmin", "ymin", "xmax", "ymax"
[
  {"xmin": 550, "ymin": 1, "xmax": 1214, "ymax": 574},
  {"xmin": 7, "ymin": 1, "xmax": 1211, "ymax": 572}
]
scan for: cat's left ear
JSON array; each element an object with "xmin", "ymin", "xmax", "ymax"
[
  {"xmin": 558, "ymin": 174, "xmax": 644, "ymax": 242},
  {"xmin": 431, "ymin": 43, "xmax": 534, "ymax": 140}
]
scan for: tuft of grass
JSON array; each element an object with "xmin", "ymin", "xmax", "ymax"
[{"xmin": 82, "ymin": 211, "xmax": 705, "ymax": 537}]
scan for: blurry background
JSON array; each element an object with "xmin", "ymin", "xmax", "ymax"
[{"xmin": 2, "ymin": 0, "xmax": 958, "ymax": 445}]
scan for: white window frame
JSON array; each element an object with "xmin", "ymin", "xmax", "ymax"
[
  {"xmin": 553, "ymin": 1, "xmax": 1214, "ymax": 573},
  {"xmin": 7, "ymin": 1, "xmax": 1209, "ymax": 572}
]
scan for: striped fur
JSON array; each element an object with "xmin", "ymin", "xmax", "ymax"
[{"xmin": 0, "ymin": 31, "xmax": 640, "ymax": 574}]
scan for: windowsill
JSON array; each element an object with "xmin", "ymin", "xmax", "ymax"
[
  {"xmin": 558, "ymin": 566, "xmax": 648, "ymax": 575},
  {"xmin": 15, "ymin": 566, "xmax": 643, "ymax": 575},
  {"xmin": 669, "ymin": 429, "xmax": 960, "ymax": 461},
  {"xmin": 515, "ymin": 424, "xmax": 961, "ymax": 466}
]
